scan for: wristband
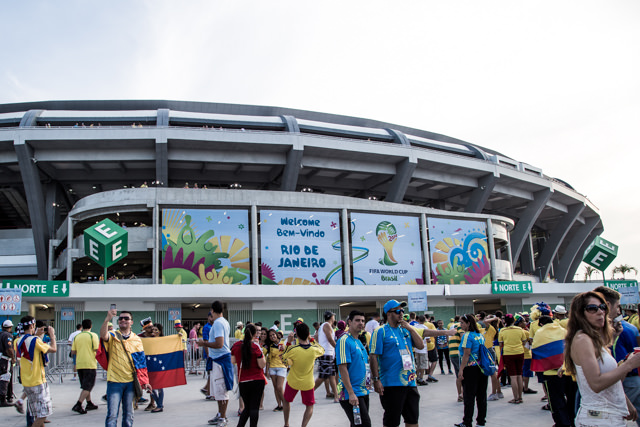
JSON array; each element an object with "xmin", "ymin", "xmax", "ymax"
[{"xmin": 373, "ymin": 376, "xmax": 380, "ymax": 381}]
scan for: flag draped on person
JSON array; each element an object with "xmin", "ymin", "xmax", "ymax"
[
  {"xmin": 141, "ymin": 334, "xmax": 187, "ymax": 389},
  {"xmin": 531, "ymin": 323, "xmax": 566, "ymax": 372}
]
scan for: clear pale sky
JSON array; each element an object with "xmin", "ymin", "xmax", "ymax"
[{"xmin": 2, "ymin": 1, "xmax": 639, "ymax": 281}]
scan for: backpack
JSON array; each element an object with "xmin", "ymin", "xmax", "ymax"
[{"xmin": 471, "ymin": 334, "xmax": 497, "ymax": 376}]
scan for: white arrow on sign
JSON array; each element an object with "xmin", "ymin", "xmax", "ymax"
[{"xmin": 62, "ymin": 283, "xmax": 67, "ymax": 294}]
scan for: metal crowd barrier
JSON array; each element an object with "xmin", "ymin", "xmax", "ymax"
[{"xmin": 12, "ymin": 337, "xmax": 240, "ymax": 384}]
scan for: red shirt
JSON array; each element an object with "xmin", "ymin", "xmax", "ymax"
[{"xmin": 231, "ymin": 341, "xmax": 266, "ymax": 382}]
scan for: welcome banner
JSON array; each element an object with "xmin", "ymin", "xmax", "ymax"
[
  {"xmin": 350, "ymin": 213, "xmax": 423, "ymax": 285},
  {"xmin": 260, "ymin": 210, "xmax": 343, "ymax": 285}
]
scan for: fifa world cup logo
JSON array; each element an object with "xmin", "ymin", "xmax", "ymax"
[{"xmin": 376, "ymin": 221, "xmax": 398, "ymax": 266}]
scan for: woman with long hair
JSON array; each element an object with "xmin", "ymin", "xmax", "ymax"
[
  {"xmin": 566, "ymin": 291, "xmax": 640, "ymax": 426},
  {"xmin": 265, "ymin": 328, "xmax": 286, "ymax": 411},
  {"xmin": 498, "ymin": 313, "xmax": 526, "ymax": 404},
  {"xmin": 230, "ymin": 323, "xmax": 267, "ymax": 427},
  {"xmin": 455, "ymin": 314, "xmax": 488, "ymax": 427}
]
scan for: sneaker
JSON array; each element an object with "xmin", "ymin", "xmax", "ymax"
[
  {"xmin": 449, "ymin": 370, "xmax": 454, "ymax": 375},
  {"xmin": 497, "ymin": 392, "xmax": 504, "ymax": 399},
  {"xmin": 454, "ymin": 423, "xmax": 471, "ymax": 427},
  {"xmin": 441, "ymin": 370, "xmax": 446, "ymax": 374},
  {"xmin": 85, "ymin": 402, "xmax": 99, "ymax": 411},
  {"xmin": 487, "ymin": 393, "xmax": 499, "ymax": 401},
  {"xmin": 200, "ymin": 387, "xmax": 208, "ymax": 396},
  {"xmin": 427, "ymin": 375, "xmax": 439, "ymax": 383},
  {"xmin": 101, "ymin": 394, "xmax": 107, "ymax": 402},
  {"xmin": 72, "ymin": 403, "xmax": 87, "ymax": 414},
  {"xmin": 205, "ymin": 396, "xmax": 215, "ymax": 400},
  {"xmin": 14, "ymin": 400, "xmax": 24, "ymax": 414},
  {"xmin": 137, "ymin": 397, "xmax": 148, "ymax": 403},
  {"xmin": 417, "ymin": 378, "xmax": 429, "ymax": 386},
  {"xmin": 208, "ymin": 415, "xmax": 223, "ymax": 425},
  {"xmin": 523, "ymin": 388, "xmax": 538, "ymax": 394}
]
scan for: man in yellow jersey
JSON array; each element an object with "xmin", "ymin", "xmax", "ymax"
[
  {"xmin": 423, "ymin": 317, "xmax": 440, "ymax": 383},
  {"xmin": 101, "ymin": 308, "xmax": 152, "ymax": 427},
  {"xmin": 16, "ymin": 316, "xmax": 57, "ymax": 427},
  {"xmin": 282, "ymin": 322, "xmax": 325, "ymax": 427},
  {"xmin": 70, "ymin": 319, "xmax": 100, "ymax": 414},
  {"xmin": 448, "ymin": 318, "xmax": 465, "ymax": 401}
]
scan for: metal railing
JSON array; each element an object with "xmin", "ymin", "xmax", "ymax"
[{"xmin": 12, "ymin": 338, "xmax": 239, "ymax": 384}]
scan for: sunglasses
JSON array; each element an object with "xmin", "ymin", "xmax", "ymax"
[
  {"xmin": 119, "ymin": 317, "xmax": 131, "ymax": 321},
  {"xmin": 392, "ymin": 309, "xmax": 405, "ymax": 314},
  {"xmin": 584, "ymin": 303, "xmax": 607, "ymax": 314}
]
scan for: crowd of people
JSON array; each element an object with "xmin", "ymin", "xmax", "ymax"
[{"xmin": 2, "ymin": 287, "xmax": 640, "ymax": 426}]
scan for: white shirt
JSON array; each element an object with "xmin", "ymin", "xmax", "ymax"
[
  {"xmin": 68, "ymin": 330, "xmax": 82, "ymax": 343},
  {"xmin": 318, "ymin": 321, "xmax": 335, "ymax": 357},
  {"xmin": 365, "ymin": 319, "xmax": 380, "ymax": 335}
]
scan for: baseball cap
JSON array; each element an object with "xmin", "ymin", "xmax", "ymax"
[
  {"xmin": 2, "ymin": 320, "xmax": 13, "ymax": 328},
  {"xmin": 383, "ymin": 299, "xmax": 407, "ymax": 313},
  {"xmin": 553, "ymin": 305, "xmax": 567, "ymax": 314},
  {"xmin": 140, "ymin": 317, "xmax": 153, "ymax": 328},
  {"xmin": 236, "ymin": 321, "xmax": 243, "ymax": 327}
]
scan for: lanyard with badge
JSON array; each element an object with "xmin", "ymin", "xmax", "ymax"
[
  {"xmin": 353, "ymin": 335, "xmax": 372, "ymax": 388},
  {"xmin": 389, "ymin": 325, "xmax": 414, "ymax": 371}
]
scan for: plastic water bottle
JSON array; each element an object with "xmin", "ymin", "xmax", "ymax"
[{"xmin": 353, "ymin": 405, "xmax": 362, "ymax": 425}]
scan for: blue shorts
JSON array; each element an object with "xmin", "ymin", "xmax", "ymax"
[{"xmin": 522, "ymin": 359, "xmax": 533, "ymax": 378}]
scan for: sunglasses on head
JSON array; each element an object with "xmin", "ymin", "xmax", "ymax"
[
  {"xmin": 119, "ymin": 316, "xmax": 131, "ymax": 321},
  {"xmin": 584, "ymin": 303, "xmax": 607, "ymax": 314}
]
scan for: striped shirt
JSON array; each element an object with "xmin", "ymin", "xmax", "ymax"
[{"xmin": 448, "ymin": 324, "xmax": 464, "ymax": 357}]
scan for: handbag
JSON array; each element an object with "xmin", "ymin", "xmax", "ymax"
[{"xmin": 116, "ymin": 331, "xmax": 144, "ymax": 400}]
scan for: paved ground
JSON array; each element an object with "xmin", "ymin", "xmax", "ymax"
[{"xmin": 2, "ymin": 371, "xmax": 632, "ymax": 426}]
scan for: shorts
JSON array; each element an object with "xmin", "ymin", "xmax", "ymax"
[
  {"xmin": 24, "ymin": 383, "xmax": 53, "ymax": 419},
  {"xmin": 379, "ymin": 386, "xmax": 420, "ymax": 426},
  {"xmin": 414, "ymin": 353, "xmax": 428, "ymax": 370},
  {"xmin": 575, "ymin": 407, "xmax": 627, "ymax": 427},
  {"xmin": 522, "ymin": 359, "xmax": 533, "ymax": 378},
  {"xmin": 269, "ymin": 367, "xmax": 287, "ymax": 377},
  {"xmin": 209, "ymin": 361, "xmax": 229, "ymax": 401},
  {"xmin": 78, "ymin": 369, "xmax": 97, "ymax": 391},
  {"xmin": 284, "ymin": 383, "xmax": 315, "ymax": 406},
  {"xmin": 503, "ymin": 354, "xmax": 524, "ymax": 376},
  {"xmin": 317, "ymin": 355, "xmax": 336, "ymax": 378},
  {"xmin": 427, "ymin": 349, "xmax": 438, "ymax": 363},
  {"xmin": 450, "ymin": 355, "xmax": 460, "ymax": 376}
]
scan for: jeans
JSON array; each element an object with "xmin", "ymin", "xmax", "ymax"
[
  {"xmin": 623, "ymin": 375, "xmax": 640, "ymax": 427},
  {"xmin": 152, "ymin": 389, "xmax": 164, "ymax": 409},
  {"xmin": 106, "ymin": 381, "xmax": 135, "ymax": 427}
]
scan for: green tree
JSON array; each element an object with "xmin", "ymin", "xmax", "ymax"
[
  {"xmin": 612, "ymin": 264, "xmax": 638, "ymax": 280},
  {"xmin": 584, "ymin": 265, "xmax": 597, "ymax": 281}
]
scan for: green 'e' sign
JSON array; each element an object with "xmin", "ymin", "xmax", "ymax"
[{"xmin": 83, "ymin": 219, "xmax": 128, "ymax": 268}]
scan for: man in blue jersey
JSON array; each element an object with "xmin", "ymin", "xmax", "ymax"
[
  {"xmin": 370, "ymin": 299, "xmax": 454, "ymax": 427},
  {"xmin": 337, "ymin": 310, "xmax": 371, "ymax": 427}
]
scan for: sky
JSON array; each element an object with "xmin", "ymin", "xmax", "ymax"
[{"xmin": 2, "ymin": 1, "xmax": 639, "ymax": 281}]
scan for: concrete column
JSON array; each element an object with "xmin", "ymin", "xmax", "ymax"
[
  {"xmin": 155, "ymin": 136, "xmax": 168, "ymax": 187},
  {"xmin": 251, "ymin": 205, "xmax": 259, "ymax": 284},
  {"xmin": 487, "ymin": 219, "xmax": 497, "ymax": 282},
  {"xmin": 385, "ymin": 157, "xmax": 417, "ymax": 203},
  {"xmin": 565, "ymin": 225, "xmax": 604, "ymax": 283},
  {"xmin": 555, "ymin": 217, "xmax": 601, "ymax": 282},
  {"xmin": 519, "ymin": 234, "xmax": 535, "ymax": 274},
  {"xmin": 466, "ymin": 173, "xmax": 497, "ymax": 213},
  {"xmin": 15, "ymin": 137, "xmax": 48, "ymax": 279},
  {"xmin": 510, "ymin": 189, "xmax": 552, "ymax": 265},
  {"xmin": 341, "ymin": 208, "xmax": 351, "ymax": 285},
  {"xmin": 538, "ymin": 203, "xmax": 585, "ymax": 279}
]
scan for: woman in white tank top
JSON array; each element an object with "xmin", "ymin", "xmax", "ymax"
[{"xmin": 565, "ymin": 291, "xmax": 640, "ymax": 426}]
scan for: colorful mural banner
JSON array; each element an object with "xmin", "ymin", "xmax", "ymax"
[
  {"xmin": 161, "ymin": 209, "xmax": 250, "ymax": 284},
  {"xmin": 260, "ymin": 210, "xmax": 343, "ymax": 285},
  {"xmin": 428, "ymin": 217, "xmax": 490, "ymax": 284},
  {"xmin": 350, "ymin": 213, "xmax": 424, "ymax": 285}
]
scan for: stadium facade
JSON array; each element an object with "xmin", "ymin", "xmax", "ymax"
[{"xmin": 0, "ymin": 100, "xmax": 602, "ymax": 335}]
